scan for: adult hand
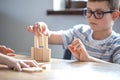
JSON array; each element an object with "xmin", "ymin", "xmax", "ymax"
[
  {"xmin": 7, "ymin": 58, "xmax": 39, "ymax": 72},
  {"xmin": 0, "ymin": 45, "xmax": 15, "ymax": 56}
]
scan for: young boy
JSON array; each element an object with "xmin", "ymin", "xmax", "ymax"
[
  {"xmin": 27, "ymin": 0, "xmax": 120, "ymax": 64},
  {"xmin": 0, "ymin": 45, "xmax": 39, "ymax": 71}
]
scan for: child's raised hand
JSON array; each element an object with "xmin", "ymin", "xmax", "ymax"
[
  {"xmin": 27, "ymin": 22, "xmax": 50, "ymax": 36},
  {"xmin": 68, "ymin": 38, "xmax": 90, "ymax": 62}
]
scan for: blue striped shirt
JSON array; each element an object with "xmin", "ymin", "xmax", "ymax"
[{"xmin": 61, "ymin": 24, "xmax": 120, "ymax": 64}]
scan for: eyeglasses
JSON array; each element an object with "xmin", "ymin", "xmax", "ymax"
[{"xmin": 85, "ymin": 9, "xmax": 114, "ymax": 19}]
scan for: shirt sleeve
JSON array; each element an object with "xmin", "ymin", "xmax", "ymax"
[
  {"xmin": 112, "ymin": 40, "xmax": 120, "ymax": 64},
  {"xmin": 61, "ymin": 24, "xmax": 90, "ymax": 49}
]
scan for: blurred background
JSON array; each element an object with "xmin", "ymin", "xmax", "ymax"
[{"xmin": 0, "ymin": 0, "xmax": 120, "ymax": 59}]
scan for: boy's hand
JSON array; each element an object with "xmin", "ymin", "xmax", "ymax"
[
  {"xmin": 68, "ymin": 39, "xmax": 90, "ymax": 62},
  {"xmin": 0, "ymin": 45, "xmax": 15, "ymax": 56},
  {"xmin": 27, "ymin": 22, "xmax": 50, "ymax": 36}
]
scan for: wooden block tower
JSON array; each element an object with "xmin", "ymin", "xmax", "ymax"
[{"xmin": 31, "ymin": 35, "xmax": 51, "ymax": 62}]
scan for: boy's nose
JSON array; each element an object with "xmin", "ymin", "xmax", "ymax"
[{"xmin": 88, "ymin": 14, "xmax": 96, "ymax": 20}]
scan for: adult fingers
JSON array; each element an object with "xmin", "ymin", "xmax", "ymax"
[
  {"xmin": 13, "ymin": 63, "xmax": 22, "ymax": 72},
  {"xmin": 6, "ymin": 48, "xmax": 15, "ymax": 53},
  {"xmin": 23, "ymin": 60, "xmax": 39, "ymax": 67},
  {"xmin": 0, "ymin": 45, "xmax": 7, "ymax": 53}
]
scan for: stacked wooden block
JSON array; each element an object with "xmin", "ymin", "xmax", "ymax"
[{"xmin": 31, "ymin": 35, "xmax": 51, "ymax": 62}]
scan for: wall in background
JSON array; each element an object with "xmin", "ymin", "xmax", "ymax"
[{"xmin": 0, "ymin": 0, "xmax": 120, "ymax": 58}]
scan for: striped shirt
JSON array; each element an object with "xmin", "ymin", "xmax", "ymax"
[{"xmin": 61, "ymin": 24, "xmax": 120, "ymax": 64}]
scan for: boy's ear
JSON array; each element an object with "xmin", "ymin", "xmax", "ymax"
[{"xmin": 112, "ymin": 10, "xmax": 119, "ymax": 20}]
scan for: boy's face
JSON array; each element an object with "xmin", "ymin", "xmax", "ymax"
[{"xmin": 86, "ymin": 1, "xmax": 114, "ymax": 32}]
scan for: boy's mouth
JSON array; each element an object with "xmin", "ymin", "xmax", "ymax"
[{"xmin": 89, "ymin": 22, "xmax": 97, "ymax": 26}]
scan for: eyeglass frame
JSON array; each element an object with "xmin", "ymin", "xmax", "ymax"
[{"xmin": 84, "ymin": 9, "xmax": 115, "ymax": 19}]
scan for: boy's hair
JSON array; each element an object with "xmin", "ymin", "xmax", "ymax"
[{"xmin": 88, "ymin": 0, "xmax": 120, "ymax": 10}]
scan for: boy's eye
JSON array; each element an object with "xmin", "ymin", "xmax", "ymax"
[
  {"xmin": 95, "ymin": 11, "xmax": 103, "ymax": 15},
  {"xmin": 86, "ymin": 10, "xmax": 92, "ymax": 14},
  {"xmin": 85, "ymin": 8, "xmax": 114, "ymax": 19}
]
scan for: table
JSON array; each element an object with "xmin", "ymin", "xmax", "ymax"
[{"xmin": 0, "ymin": 55, "xmax": 120, "ymax": 80}]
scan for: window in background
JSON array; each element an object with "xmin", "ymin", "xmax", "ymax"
[{"xmin": 47, "ymin": 0, "xmax": 87, "ymax": 15}]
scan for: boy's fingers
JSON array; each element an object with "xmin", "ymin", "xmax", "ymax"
[
  {"xmin": 68, "ymin": 44, "xmax": 80, "ymax": 60},
  {"xmin": 68, "ymin": 45, "xmax": 76, "ymax": 53},
  {"xmin": 27, "ymin": 22, "xmax": 47, "ymax": 36},
  {"xmin": 36, "ymin": 22, "xmax": 46, "ymax": 35},
  {"xmin": 68, "ymin": 45, "xmax": 74, "ymax": 51},
  {"xmin": 71, "ymin": 39, "xmax": 79, "ymax": 46},
  {"xmin": 27, "ymin": 25, "xmax": 33, "ymax": 32}
]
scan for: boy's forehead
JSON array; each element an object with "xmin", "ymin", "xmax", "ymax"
[{"xmin": 87, "ymin": 1, "xmax": 110, "ymax": 10}]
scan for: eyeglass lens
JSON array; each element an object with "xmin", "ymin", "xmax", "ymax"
[
  {"xmin": 85, "ymin": 9, "xmax": 114, "ymax": 19},
  {"xmin": 86, "ymin": 10, "xmax": 104, "ymax": 19}
]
